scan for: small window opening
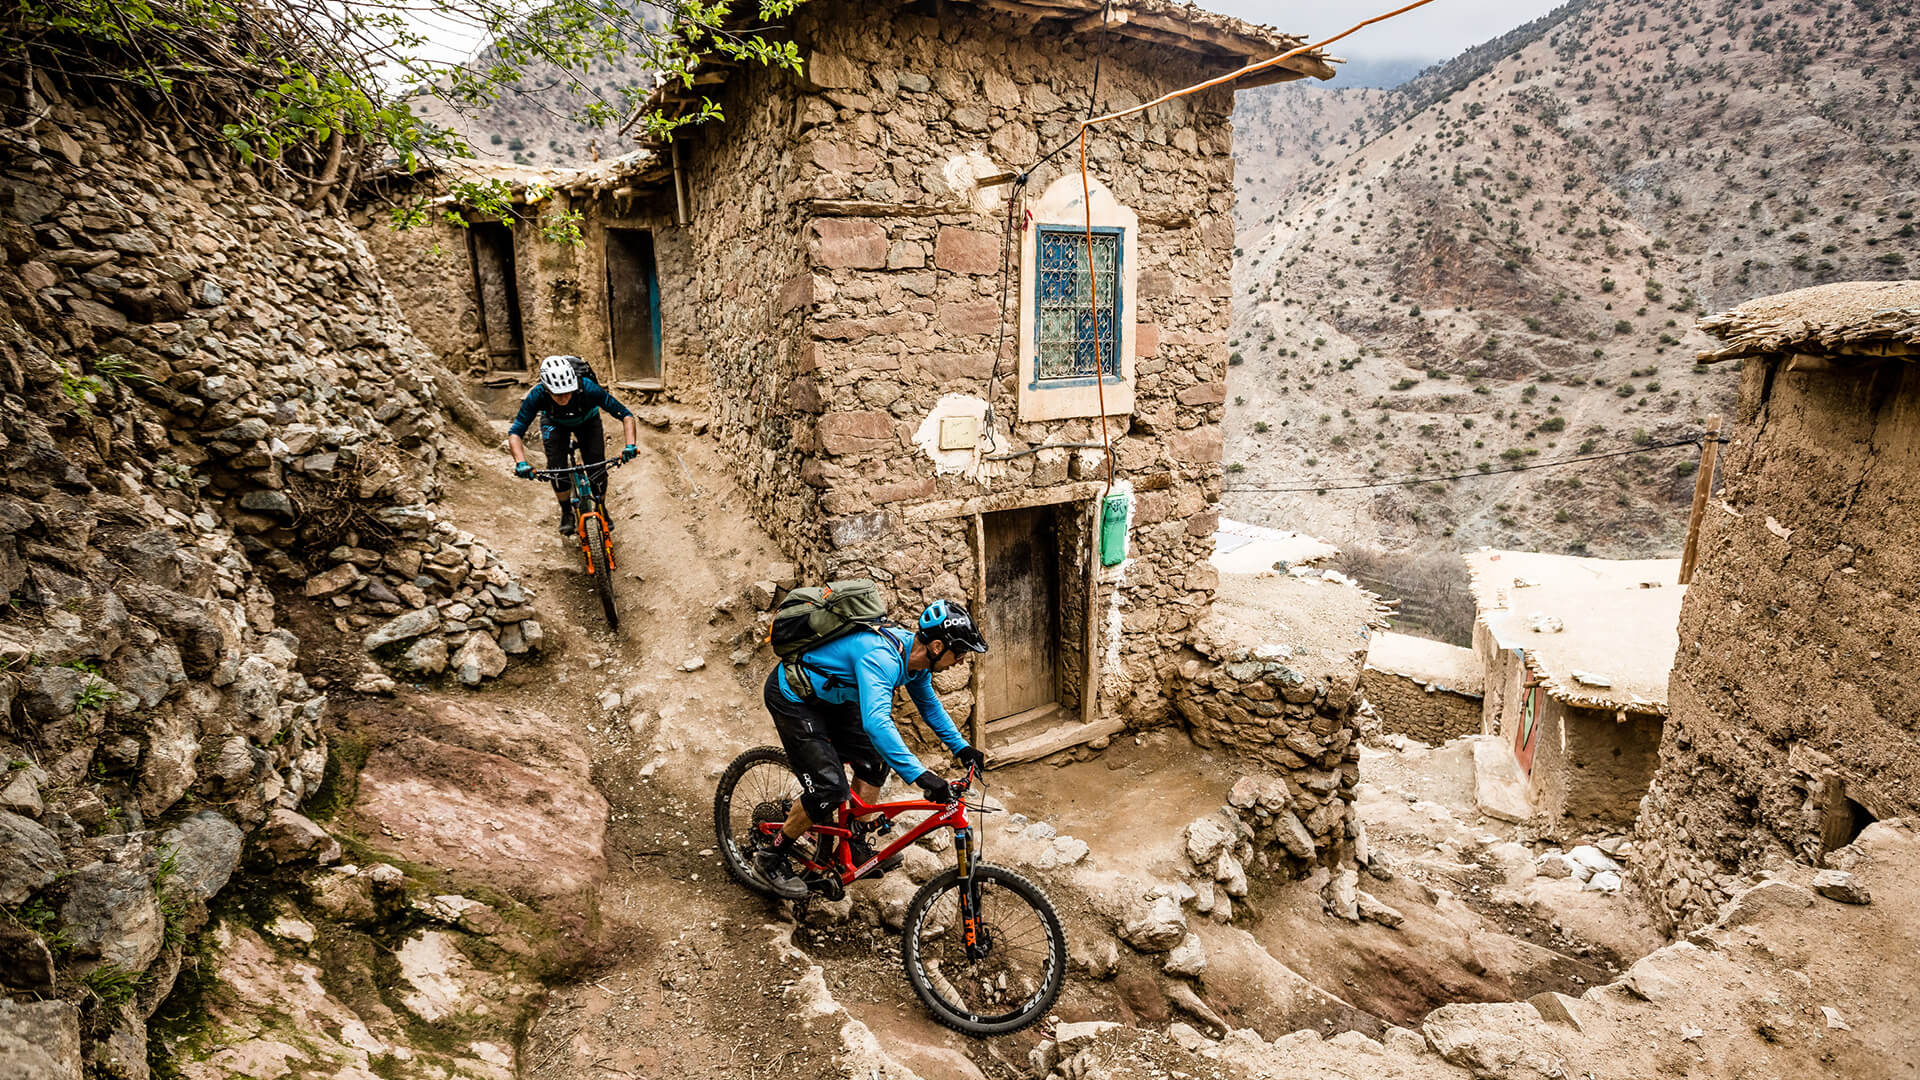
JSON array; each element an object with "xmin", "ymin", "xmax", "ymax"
[{"xmin": 1034, "ymin": 225, "xmax": 1121, "ymax": 383}]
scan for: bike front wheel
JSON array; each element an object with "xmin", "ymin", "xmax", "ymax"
[
  {"xmin": 584, "ymin": 514, "xmax": 618, "ymax": 629},
  {"xmin": 902, "ymin": 864, "xmax": 1066, "ymax": 1037}
]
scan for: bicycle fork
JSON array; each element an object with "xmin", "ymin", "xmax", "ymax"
[{"xmin": 955, "ymin": 826, "xmax": 989, "ymax": 961}]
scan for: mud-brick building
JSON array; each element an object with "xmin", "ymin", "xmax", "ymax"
[
  {"xmin": 1361, "ymin": 631, "xmax": 1483, "ymax": 745},
  {"xmin": 1466, "ymin": 550, "xmax": 1680, "ymax": 832},
  {"xmin": 373, "ymin": 0, "xmax": 1337, "ymax": 761},
  {"xmin": 1635, "ymin": 280, "xmax": 1920, "ymax": 931}
]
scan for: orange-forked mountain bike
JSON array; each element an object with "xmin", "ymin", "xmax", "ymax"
[
  {"xmin": 521, "ymin": 453, "xmax": 627, "ymax": 629},
  {"xmin": 713, "ymin": 747, "xmax": 1066, "ymax": 1037}
]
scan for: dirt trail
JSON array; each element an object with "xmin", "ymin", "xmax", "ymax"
[
  {"xmin": 435, "ymin": 412, "xmax": 997, "ymax": 1079},
  {"xmin": 421, "ymin": 410, "xmax": 1669, "ymax": 1079}
]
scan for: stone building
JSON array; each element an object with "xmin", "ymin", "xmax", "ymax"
[
  {"xmin": 1635, "ymin": 280, "xmax": 1920, "ymax": 931},
  {"xmin": 371, "ymin": 0, "xmax": 1338, "ymax": 760},
  {"xmin": 1467, "ymin": 550, "xmax": 1680, "ymax": 832},
  {"xmin": 1361, "ymin": 631, "xmax": 1483, "ymax": 745}
]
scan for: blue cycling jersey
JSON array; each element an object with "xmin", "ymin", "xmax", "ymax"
[
  {"xmin": 507, "ymin": 377, "xmax": 634, "ymax": 438},
  {"xmin": 778, "ymin": 626, "xmax": 968, "ymax": 783}
]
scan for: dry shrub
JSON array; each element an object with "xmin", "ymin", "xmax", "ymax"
[{"xmin": 1333, "ymin": 543, "xmax": 1475, "ymax": 646}]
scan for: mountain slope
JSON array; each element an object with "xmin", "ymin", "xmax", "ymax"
[{"xmin": 1224, "ymin": 0, "xmax": 1920, "ymax": 559}]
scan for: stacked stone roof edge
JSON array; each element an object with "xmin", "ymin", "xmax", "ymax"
[{"xmin": 1695, "ymin": 279, "xmax": 1920, "ymax": 364}]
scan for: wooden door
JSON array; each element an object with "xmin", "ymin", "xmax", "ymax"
[
  {"xmin": 605, "ymin": 228, "xmax": 662, "ymax": 383},
  {"xmin": 982, "ymin": 506, "xmax": 1060, "ymax": 721},
  {"xmin": 467, "ymin": 223, "xmax": 524, "ymax": 369}
]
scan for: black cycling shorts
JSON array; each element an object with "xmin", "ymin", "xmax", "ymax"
[{"xmin": 763, "ymin": 668, "xmax": 887, "ymax": 824}]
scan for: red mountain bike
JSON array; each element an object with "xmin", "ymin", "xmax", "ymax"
[{"xmin": 714, "ymin": 747, "xmax": 1066, "ymax": 1037}]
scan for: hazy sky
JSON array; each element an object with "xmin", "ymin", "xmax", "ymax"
[
  {"xmin": 376, "ymin": 0, "xmax": 1569, "ymax": 81},
  {"xmin": 1200, "ymin": 0, "xmax": 1566, "ymax": 63}
]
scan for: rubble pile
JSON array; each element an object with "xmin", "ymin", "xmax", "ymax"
[{"xmin": 0, "ymin": 88, "xmax": 536, "ymax": 1075}]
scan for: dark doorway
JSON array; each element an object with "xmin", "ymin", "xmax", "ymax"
[
  {"xmin": 467, "ymin": 223, "xmax": 525, "ymax": 370},
  {"xmin": 605, "ymin": 228, "xmax": 662, "ymax": 384},
  {"xmin": 981, "ymin": 505, "xmax": 1062, "ymax": 723}
]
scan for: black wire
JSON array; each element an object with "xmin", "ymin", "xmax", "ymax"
[
  {"xmin": 1086, "ymin": 0, "xmax": 1109, "ymax": 121},
  {"xmin": 1223, "ymin": 437, "xmax": 1711, "ymax": 494},
  {"xmin": 1016, "ymin": 1, "xmax": 1112, "ymax": 185}
]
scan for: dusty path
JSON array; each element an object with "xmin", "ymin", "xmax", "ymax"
[
  {"xmin": 425, "ymin": 410, "xmax": 1668, "ymax": 1079},
  {"xmin": 437, "ymin": 413, "xmax": 1001, "ymax": 1079}
]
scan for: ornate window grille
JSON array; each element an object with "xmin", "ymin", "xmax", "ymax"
[{"xmin": 1034, "ymin": 225, "xmax": 1122, "ymax": 382}]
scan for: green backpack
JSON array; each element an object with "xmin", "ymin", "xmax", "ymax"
[{"xmin": 768, "ymin": 579, "xmax": 899, "ymax": 696}]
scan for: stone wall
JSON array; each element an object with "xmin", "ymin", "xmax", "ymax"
[
  {"xmin": 776, "ymin": 0, "xmax": 1236, "ymax": 730},
  {"xmin": 1359, "ymin": 670, "xmax": 1483, "ymax": 745},
  {"xmin": 359, "ymin": 214, "xmax": 484, "ymax": 373},
  {"xmin": 1634, "ymin": 354, "xmax": 1920, "ymax": 932},
  {"xmin": 1168, "ymin": 572, "xmax": 1387, "ymax": 879},
  {"xmin": 0, "ymin": 89, "xmax": 535, "ymax": 1073}
]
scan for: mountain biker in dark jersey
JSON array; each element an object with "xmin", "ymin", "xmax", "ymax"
[
  {"xmin": 508, "ymin": 355, "xmax": 639, "ymax": 536},
  {"xmin": 754, "ymin": 600, "xmax": 990, "ymax": 900}
]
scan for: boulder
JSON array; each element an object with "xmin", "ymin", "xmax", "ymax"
[
  {"xmin": 1422, "ymin": 1002, "xmax": 1566, "ymax": 1079},
  {"xmin": 452, "ymin": 632, "xmax": 508, "ymax": 685},
  {"xmin": 1069, "ymin": 934, "xmax": 1119, "ymax": 979},
  {"xmin": 1163, "ymin": 932, "xmax": 1207, "ymax": 977},
  {"xmin": 156, "ymin": 811, "xmax": 243, "ymax": 902},
  {"xmin": 1055, "ymin": 1021, "xmax": 1121, "ymax": 1049},
  {"xmin": 363, "ymin": 607, "xmax": 440, "ymax": 651},
  {"xmin": 1118, "ymin": 893, "xmax": 1188, "ymax": 952},
  {"xmin": 255, "ymin": 809, "xmax": 339, "ymax": 864},
  {"xmin": 303, "ymin": 562, "xmax": 362, "ymax": 599},
  {"xmin": 1812, "ymin": 869, "xmax": 1870, "ymax": 904},
  {"xmin": 1325, "ymin": 868, "xmax": 1360, "ymax": 921},
  {"xmin": 1357, "ymin": 890, "xmax": 1406, "ymax": 928},
  {"xmin": 0, "ymin": 999, "xmax": 82, "ymax": 1080},
  {"xmin": 1275, "ymin": 810, "xmax": 1316, "ymax": 859},
  {"xmin": 60, "ymin": 863, "xmax": 164, "ymax": 973},
  {"xmin": 1184, "ymin": 814, "xmax": 1235, "ymax": 866},
  {"xmin": 1, "ymin": 765, "xmax": 48, "ymax": 817},
  {"xmin": 401, "ymin": 636, "xmax": 450, "ymax": 675},
  {"xmin": 0, "ymin": 811, "xmax": 64, "ymax": 904},
  {"xmin": 0, "ymin": 921, "xmax": 55, "ymax": 991},
  {"xmin": 1035, "ymin": 836, "xmax": 1090, "ymax": 870}
]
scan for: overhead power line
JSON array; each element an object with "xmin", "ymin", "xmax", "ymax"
[{"xmin": 1224, "ymin": 435, "xmax": 1720, "ymax": 494}]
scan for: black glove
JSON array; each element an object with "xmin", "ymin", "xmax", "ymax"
[
  {"xmin": 915, "ymin": 771, "xmax": 955, "ymax": 804},
  {"xmin": 955, "ymin": 746, "xmax": 987, "ymax": 774}
]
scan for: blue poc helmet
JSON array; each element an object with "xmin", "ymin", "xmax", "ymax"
[{"xmin": 918, "ymin": 600, "xmax": 989, "ymax": 654}]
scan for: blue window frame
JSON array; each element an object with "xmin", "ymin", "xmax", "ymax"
[{"xmin": 1034, "ymin": 225, "xmax": 1123, "ymax": 385}]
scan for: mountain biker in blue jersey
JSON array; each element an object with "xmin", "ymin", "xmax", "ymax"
[
  {"xmin": 754, "ymin": 600, "xmax": 990, "ymax": 900},
  {"xmin": 508, "ymin": 355, "xmax": 639, "ymax": 536}
]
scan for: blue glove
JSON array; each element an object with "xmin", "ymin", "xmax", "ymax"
[
  {"xmin": 514, "ymin": 461, "xmax": 533, "ymax": 479},
  {"xmin": 621, "ymin": 444, "xmax": 637, "ymax": 463}
]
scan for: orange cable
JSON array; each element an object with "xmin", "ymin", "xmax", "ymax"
[{"xmin": 1070, "ymin": 0, "xmax": 1441, "ymax": 500}]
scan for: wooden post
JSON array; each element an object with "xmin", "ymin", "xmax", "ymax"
[
  {"xmin": 1678, "ymin": 414, "xmax": 1723, "ymax": 585},
  {"xmin": 970, "ymin": 512, "xmax": 987, "ymax": 751}
]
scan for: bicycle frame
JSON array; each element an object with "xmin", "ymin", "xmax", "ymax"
[
  {"xmin": 756, "ymin": 769, "xmax": 992, "ymax": 958},
  {"xmin": 532, "ymin": 454, "xmax": 624, "ymax": 571}
]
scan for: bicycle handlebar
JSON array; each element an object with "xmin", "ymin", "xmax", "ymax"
[{"xmin": 518, "ymin": 458, "xmax": 631, "ymax": 481}]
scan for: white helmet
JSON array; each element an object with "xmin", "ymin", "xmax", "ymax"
[{"xmin": 539, "ymin": 355, "xmax": 581, "ymax": 395}]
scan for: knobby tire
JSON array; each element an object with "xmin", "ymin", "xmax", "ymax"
[
  {"xmin": 584, "ymin": 515, "xmax": 618, "ymax": 629},
  {"xmin": 902, "ymin": 864, "xmax": 1066, "ymax": 1037},
  {"xmin": 713, "ymin": 746, "xmax": 799, "ymax": 899}
]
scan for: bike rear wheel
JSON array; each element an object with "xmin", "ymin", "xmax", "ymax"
[
  {"xmin": 713, "ymin": 746, "xmax": 803, "ymax": 899},
  {"xmin": 902, "ymin": 864, "xmax": 1065, "ymax": 1037},
  {"xmin": 584, "ymin": 513, "xmax": 618, "ymax": 629}
]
